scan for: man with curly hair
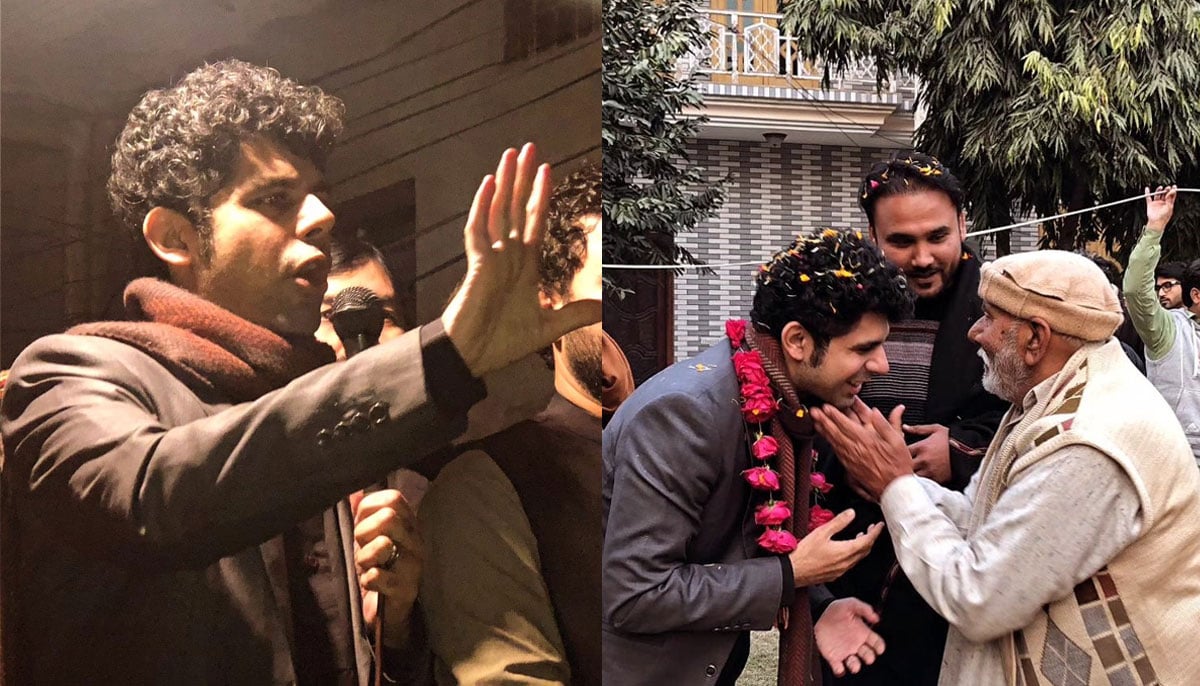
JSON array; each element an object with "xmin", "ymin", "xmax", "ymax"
[
  {"xmin": 415, "ymin": 163, "xmax": 603, "ymax": 685},
  {"xmin": 603, "ymin": 229, "xmax": 913, "ymax": 686},
  {"xmin": 0, "ymin": 59, "xmax": 596, "ymax": 685},
  {"xmin": 811, "ymin": 152, "xmax": 1008, "ymax": 686}
]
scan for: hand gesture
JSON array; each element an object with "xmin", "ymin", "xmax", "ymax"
[
  {"xmin": 788, "ymin": 509, "xmax": 884, "ymax": 586},
  {"xmin": 812, "ymin": 399, "xmax": 913, "ymax": 501},
  {"xmin": 905, "ymin": 423, "xmax": 952, "ymax": 484},
  {"xmin": 1145, "ymin": 185, "xmax": 1177, "ymax": 232},
  {"xmin": 352, "ymin": 489, "xmax": 423, "ymax": 648},
  {"xmin": 440, "ymin": 143, "xmax": 601, "ymax": 376},
  {"xmin": 815, "ymin": 598, "xmax": 886, "ymax": 677}
]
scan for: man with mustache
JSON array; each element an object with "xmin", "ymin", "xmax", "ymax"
[
  {"xmin": 1155, "ymin": 261, "xmax": 1186, "ymax": 310},
  {"xmin": 812, "ymin": 152, "xmax": 1007, "ymax": 685},
  {"xmin": 418, "ymin": 164, "xmax": 604, "ymax": 685},
  {"xmin": 603, "ymin": 229, "xmax": 912, "ymax": 686},
  {"xmin": 0, "ymin": 60, "xmax": 596, "ymax": 685},
  {"xmin": 814, "ymin": 250, "xmax": 1200, "ymax": 685},
  {"xmin": 1122, "ymin": 186, "xmax": 1200, "ymax": 466}
]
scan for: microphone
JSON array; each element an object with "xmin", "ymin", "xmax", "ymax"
[
  {"xmin": 328, "ymin": 285, "xmax": 391, "ymax": 685},
  {"xmin": 330, "ymin": 286, "xmax": 385, "ymax": 358}
]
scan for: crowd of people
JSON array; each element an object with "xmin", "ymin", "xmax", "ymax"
[{"xmin": 602, "ymin": 154, "xmax": 1200, "ymax": 685}]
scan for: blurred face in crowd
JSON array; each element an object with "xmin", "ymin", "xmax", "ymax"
[
  {"xmin": 784, "ymin": 312, "xmax": 891, "ymax": 410},
  {"xmin": 553, "ymin": 214, "xmax": 604, "ymax": 401},
  {"xmin": 870, "ymin": 189, "xmax": 967, "ymax": 300},
  {"xmin": 316, "ymin": 257, "xmax": 405, "ymax": 360}
]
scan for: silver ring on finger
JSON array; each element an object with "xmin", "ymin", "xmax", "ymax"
[{"xmin": 378, "ymin": 539, "xmax": 401, "ymax": 571}]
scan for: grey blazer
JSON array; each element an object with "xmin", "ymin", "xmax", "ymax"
[
  {"xmin": 602, "ymin": 341, "xmax": 786, "ymax": 686},
  {"xmin": 0, "ymin": 327, "xmax": 473, "ymax": 685}
]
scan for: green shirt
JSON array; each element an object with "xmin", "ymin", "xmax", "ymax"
[{"xmin": 1123, "ymin": 228, "xmax": 1179, "ymax": 360}]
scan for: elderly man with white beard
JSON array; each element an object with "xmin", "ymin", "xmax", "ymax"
[{"xmin": 812, "ymin": 250, "xmax": 1200, "ymax": 685}]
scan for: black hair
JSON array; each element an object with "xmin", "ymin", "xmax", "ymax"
[
  {"xmin": 1081, "ymin": 251, "xmax": 1122, "ymax": 287},
  {"xmin": 750, "ymin": 228, "xmax": 914, "ymax": 360},
  {"xmin": 330, "ymin": 232, "xmax": 391, "ymax": 279},
  {"xmin": 859, "ymin": 151, "xmax": 965, "ymax": 226},
  {"xmin": 1156, "ymin": 260, "xmax": 1187, "ymax": 281},
  {"xmin": 540, "ymin": 162, "xmax": 601, "ymax": 299},
  {"xmin": 1182, "ymin": 259, "xmax": 1200, "ymax": 308},
  {"xmin": 108, "ymin": 59, "xmax": 345, "ymax": 249}
]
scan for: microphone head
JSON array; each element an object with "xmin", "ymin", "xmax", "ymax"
[{"xmin": 329, "ymin": 286, "xmax": 385, "ymax": 353}]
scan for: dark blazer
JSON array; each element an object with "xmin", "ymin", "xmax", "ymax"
[
  {"xmin": 816, "ymin": 254, "xmax": 1008, "ymax": 686},
  {"xmin": 0, "ymin": 327, "xmax": 475, "ymax": 685},
  {"xmin": 602, "ymin": 341, "xmax": 786, "ymax": 686}
]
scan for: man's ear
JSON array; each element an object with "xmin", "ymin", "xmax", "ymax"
[
  {"xmin": 957, "ymin": 211, "xmax": 968, "ymax": 240},
  {"xmin": 143, "ymin": 207, "xmax": 202, "ymax": 272},
  {"xmin": 780, "ymin": 321, "xmax": 814, "ymax": 366},
  {"xmin": 1022, "ymin": 317, "xmax": 1054, "ymax": 365}
]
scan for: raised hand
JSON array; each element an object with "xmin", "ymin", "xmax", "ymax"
[
  {"xmin": 440, "ymin": 143, "xmax": 602, "ymax": 376},
  {"xmin": 1145, "ymin": 185, "xmax": 1177, "ymax": 232},
  {"xmin": 815, "ymin": 598, "xmax": 886, "ymax": 677}
]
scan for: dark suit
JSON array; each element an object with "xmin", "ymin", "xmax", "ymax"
[
  {"xmin": 0, "ymin": 326, "xmax": 476, "ymax": 685},
  {"xmin": 602, "ymin": 341, "xmax": 788, "ymax": 686}
]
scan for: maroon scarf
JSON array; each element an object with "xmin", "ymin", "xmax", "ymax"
[
  {"xmin": 68, "ymin": 278, "xmax": 334, "ymax": 401},
  {"xmin": 745, "ymin": 328, "xmax": 821, "ymax": 686}
]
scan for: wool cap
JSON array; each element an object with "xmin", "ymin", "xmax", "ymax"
[{"xmin": 978, "ymin": 250, "xmax": 1123, "ymax": 342}]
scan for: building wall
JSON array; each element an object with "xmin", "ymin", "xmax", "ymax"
[{"xmin": 673, "ymin": 139, "xmax": 901, "ymax": 360}]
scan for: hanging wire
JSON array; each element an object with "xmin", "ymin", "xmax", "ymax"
[{"xmin": 604, "ymin": 187, "xmax": 1198, "ymax": 270}]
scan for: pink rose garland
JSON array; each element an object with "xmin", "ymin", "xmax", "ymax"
[{"xmin": 728, "ymin": 319, "xmax": 834, "ymax": 555}]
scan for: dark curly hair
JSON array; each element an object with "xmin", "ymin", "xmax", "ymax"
[
  {"xmin": 859, "ymin": 151, "xmax": 965, "ymax": 226},
  {"xmin": 750, "ymin": 229, "xmax": 913, "ymax": 360},
  {"xmin": 107, "ymin": 59, "xmax": 345, "ymax": 252},
  {"xmin": 540, "ymin": 161, "xmax": 601, "ymax": 299}
]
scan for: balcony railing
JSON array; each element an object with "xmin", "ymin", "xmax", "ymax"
[{"xmin": 678, "ymin": 9, "xmax": 917, "ymax": 95}]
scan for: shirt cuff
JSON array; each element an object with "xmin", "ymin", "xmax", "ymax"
[
  {"xmin": 420, "ymin": 320, "xmax": 486, "ymax": 416},
  {"xmin": 778, "ymin": 555, "xmax": 795, "ymax": 607}
]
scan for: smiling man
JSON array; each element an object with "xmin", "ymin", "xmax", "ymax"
[
  {"xmin": 0, "ymin": 60, "xmax": 596, "ymax": 686},
  {"xmin": 603, "ymin": 229, "xmax": 912, "ymax": 686},
  {"xmin": 811, "ymin": 153, "xmax": 1007, "ymax": 686}
]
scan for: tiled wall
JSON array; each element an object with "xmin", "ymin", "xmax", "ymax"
[{"xmin": 673, "ymin": 138, "xmax": 1038, "ymax": 360}]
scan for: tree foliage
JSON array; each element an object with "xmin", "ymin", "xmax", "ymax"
[
  {"xmin": 602, "ymin": 0, "xmax": 728, "ymax": 278},
  {"xmin": 782, "ymin": 0, "xmax": 1200, "ymax": 260}
]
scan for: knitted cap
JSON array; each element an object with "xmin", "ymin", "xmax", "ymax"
[{"xmin": 978, "ymin": 250, "xmax": 1123, "ymax": 342}]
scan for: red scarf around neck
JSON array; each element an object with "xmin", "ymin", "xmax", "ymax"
[
  {"xmin": 745, "ymin": 327, "xmax": 822, "ymax": 686},
  {"xmin": 69, "ymin": 278, "xmax": 334, "ymax": 402}
]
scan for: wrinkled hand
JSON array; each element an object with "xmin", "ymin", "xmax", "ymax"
[
  {"xmin": 351, "ymin": 489, "xmax": 423, "ymax": 648},
  {"xmin": 815, "ymin": 598, "xmax": 886, "ymax": 677},
  {"xmin": 1145, "ymin": 185, "xmax": 1177, "ymax": 232},
  {"xmin": 788, "ymin": 509, "xmax": 884, "ymax": 587},
  {"xmin": 812, "ymin": 399, "xmax": 913, "ymax": 501},
  {"xmin": 441, "ymin": 143, "xmax": 601, "ymax": 376},
  {"xmin": 906, "ymin": 423, "xmax": 952, "ymax": 484}
]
